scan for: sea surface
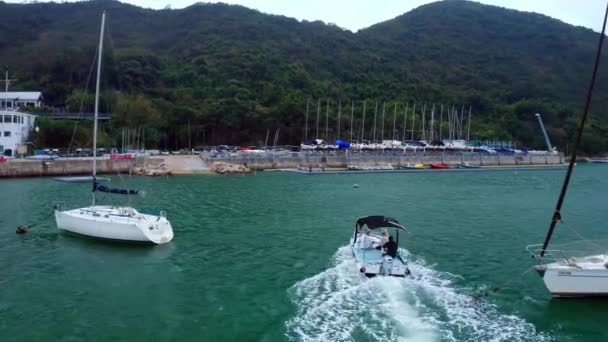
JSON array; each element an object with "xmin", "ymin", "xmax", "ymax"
[{"xmin": 1, "ymin": 165, "xmax": 607, "ymax": 341}]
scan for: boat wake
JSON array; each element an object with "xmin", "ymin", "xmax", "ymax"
[{"xmin": 285, "ymin": 246, "xmax": 550, "ymax": 342}]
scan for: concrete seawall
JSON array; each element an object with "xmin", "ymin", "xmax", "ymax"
[
  {"xmin": 0, "ymin": 155, "xmax": 212, "ymax": 178},
  {"xmin": 209, "ymin": 151, "xmax": 565, "ymax": 170},
  {"xmin": 0, "ymin": 158, "xmax": 132, "ymax": 178},
  {"xmin": 0, "ymin": 152, "xmax": 564, "ymax": 178}
]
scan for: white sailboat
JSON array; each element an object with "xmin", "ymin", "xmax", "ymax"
[
  {"xmin": 54, "ymin": 12, "xmax": 173, "ymax": 244},
  {"xmin": 527, "ymin": 6, "xmax": 608, "ymax": 297}
]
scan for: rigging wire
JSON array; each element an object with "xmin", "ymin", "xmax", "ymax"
[
  {"xmin": 540, "ymin": 1, "xmax": 608, "ymax": 257},
  {"xmin": 67, "ymin": 46, "xmax": 99, "ymax": 154},
  {"xmin": 563, "ymin": 224, "xmax": 606, "ymax": 252}
]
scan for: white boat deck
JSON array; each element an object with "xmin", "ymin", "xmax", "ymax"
[
  {"xmin": 546, "ymin": 254, "xmax": 608, "ymax": 270},
  {"xmin": 351, "ymin": 233, "xmax": 407, "ymax": 277}
]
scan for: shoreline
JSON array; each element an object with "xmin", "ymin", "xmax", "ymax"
[{"xmin": 0, "ymin": 153, "xmax": 571, "ymax": 178}]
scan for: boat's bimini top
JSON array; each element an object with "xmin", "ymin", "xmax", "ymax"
[{"xmin": 355, "ymin": 216, "xmax": 406, "ymax": 231}]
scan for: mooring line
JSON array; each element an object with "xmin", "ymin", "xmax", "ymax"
[
  {"xmin": 16, "ymin": 207, "xmax": 56, "ymax": 235},
  {"xmin": 472, "ymin": 265, "xmax": 537, "ymax": 300}
]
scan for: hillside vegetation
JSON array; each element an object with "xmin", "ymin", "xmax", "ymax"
[{"xmin": 1, "ymin": 0, "xmax": 607, "ymax": 152}]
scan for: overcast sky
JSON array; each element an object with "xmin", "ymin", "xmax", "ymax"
[{"xmin": 8, "ymin": 0, "xmax": 608, "ymax": 32}]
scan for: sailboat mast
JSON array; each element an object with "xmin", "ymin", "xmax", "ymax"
[
  {"xmin": 392, "ymin": 102, "xmax": 397, "ymax": 141},
  {"xmin": 372, "ymin": 101, "xmax": 378, "ymax": 143},
  {"xmin": 540, "ymin": 3, "xmax": 608, "ymax": 257},
  {"xmin": 450, "ymin": 105, "xmax": 455, "ymax": 140},
  {"xmin": 460, "ymin": 104, "xmax": 465, "ymax": 139},
  {"xmin": 337, "ymin": 99, "xmax": 342, "ymax": 140},
  {"xmin": 304, "ymin": 98, "xmax": 310, "ymax": 142},
  {"xmin": 315, "ymin": 98, "xmax": 320, "ymax": 139},
  {"xmin": 421, "ymin": 104, "xmax": 426, "ymax": 141},
  {"xmin": 402, "ymin": 103, "xmax": 408, "ymax": 142},
  {"xmin": 350, "ymin": 100, "xmax": 354, "ymax": 143},
  {"xmin": 467, "ymin": 105, "xmax": 472, "ymax": 141},
  {"xmin": 360, "ymin": 100, "xmax": 367, "ymax": 143},
  {"xmin": 430, "ymin": 104, "xmax": 435, "ymax": 142},
  {"xmin": 92, "ymin": 11, "xmax": 106, "ymax": 206},
  {"xmin": 411, "ymin": 103, "xmax": 416, "ymax": 140},
  {"xmin": 325, "ymin": 98, "xmax": 329, "ymax": 142},
  {"xmin": 439, "ymin": 104, "xmax": 444, "ymax": 141},
  {"xmin": 381, "ymin": 102, "xmax": 386, "ymax": 142}
]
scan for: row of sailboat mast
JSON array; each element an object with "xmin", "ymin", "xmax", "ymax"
[{"xmin": 301, "ymin": 98, "xmax": 473, "ymax": 143}]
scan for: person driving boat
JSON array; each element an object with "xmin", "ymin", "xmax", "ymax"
[{"xmin": 380, "ymin": 236, "xmax": 398, "ymax": 258}]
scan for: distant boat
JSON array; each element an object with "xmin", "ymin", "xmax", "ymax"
[
  {"xmin": 429, "ymin": 163, "xmax": 450, "ymax": 169},
  {"xmin": 298, "ymin": 165, "xmax": 324, "ymax": 172},
  {"xmin": 589, "ymin": 159, "xmax": 608, "ymax": 164},
  {"xmin": 348, "ymin": 164, "xmax": 394, "ymax": 171},
  {"xmin": 55, "ymin": 176, "xmax": 109, "ymax": 183},
  {"xmin": 398, "ymin": 162, "xmax": 425, "ymax": 170},
  {"xmin": 457, "ymin": 163, "xmax": 481, "ymax": 169}
]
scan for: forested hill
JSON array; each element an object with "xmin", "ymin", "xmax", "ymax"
[{"xmin": 0, "ymin": 0, "xmax": 607, "ymax": 152}]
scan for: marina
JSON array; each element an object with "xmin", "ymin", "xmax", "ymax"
[
  {"xmin": 2, "ymin": 0, "xmax": 608, "ymax": 341},
  {"xmin": 2, "ymin": 165, "xmax": 607, "ymax": 341}
]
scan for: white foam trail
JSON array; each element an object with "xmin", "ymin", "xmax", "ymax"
[{"xmin": 285, "ymin": 246, "xmax": 551, "ymax": 342}]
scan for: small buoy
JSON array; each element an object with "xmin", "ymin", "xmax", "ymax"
[
  {"xmin": 353, "ymin": 184, "xmax": 359, "ymax": 188},
  {"xmin": 16, "ymin": 226, "xmax": 28, "ymax": 235}
]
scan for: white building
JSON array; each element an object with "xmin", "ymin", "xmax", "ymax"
[
  {"xmin": 0, "ymin": 91, "xmax": 43, "ymax": 110},
  {"xmin": 0, "ymin": 91, "xmax": 42, "ymax": 156},
  {"xmin": 0, "ymin": 111, "xmax": 37, "ymax": 157}
]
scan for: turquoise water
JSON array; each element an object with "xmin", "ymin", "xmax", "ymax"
[{"xmin": 1, "ymin": 166, "xmax": 607, "ymax": 341}]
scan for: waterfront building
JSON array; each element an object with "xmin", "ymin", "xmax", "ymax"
[
  {"xmin": 0, "ymin": 92, "xmax": 43, "ymax": 110},
  {"xmin": 0, "ymin": 91, "xmax": 42, "ymax": 156}
]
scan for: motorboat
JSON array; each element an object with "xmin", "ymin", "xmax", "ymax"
[
  {"xmin": 347, "ymin": 164, "xmax": 394, "ymax": 171},
  {"xmin": 298, "ymin": 164, "xmax": 324, "ymax": 172},
  {"xmin": 429, "ymin": 163, "xmax": 450, "ymax": 169},
  {"xmin": 457, "ymin": 163, "xmax": 481, "ymax": 169},
  {"xmin": 350, "ymin": 216, "xmax": 411, "ymax": 277},
  {"xmin": 398, "ymin": 163, "xmax": 425, "ymax": 170},
  {"xmin": 54, "ymin": 12, "xmax": 174, "ymax": 245}
]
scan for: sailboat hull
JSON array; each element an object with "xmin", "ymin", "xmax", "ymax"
[
  {"xmin": 537, "ymin": 257, "xmax": 608, "ymax": 297},
  {"xmin": 55, "ymin": 206, "xmax": 173, "ymax": 244}
]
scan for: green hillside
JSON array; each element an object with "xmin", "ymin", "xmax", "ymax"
[{"xmin": 0, "ymin": 0, "xmax": 607, "ymax": 152}]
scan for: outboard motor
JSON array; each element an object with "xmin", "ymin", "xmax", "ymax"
[{"xmin": 381, "ymin": 256, "xmax": 393, "ymax": 276}]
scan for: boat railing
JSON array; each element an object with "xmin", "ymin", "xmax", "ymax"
[
  {"xmin": 526, "ymin": 243, "xmax": 608, "ymax": 264},
  {"xmin": 526, "ymin": 244, "xmax": 570, "ymax": 263}
]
